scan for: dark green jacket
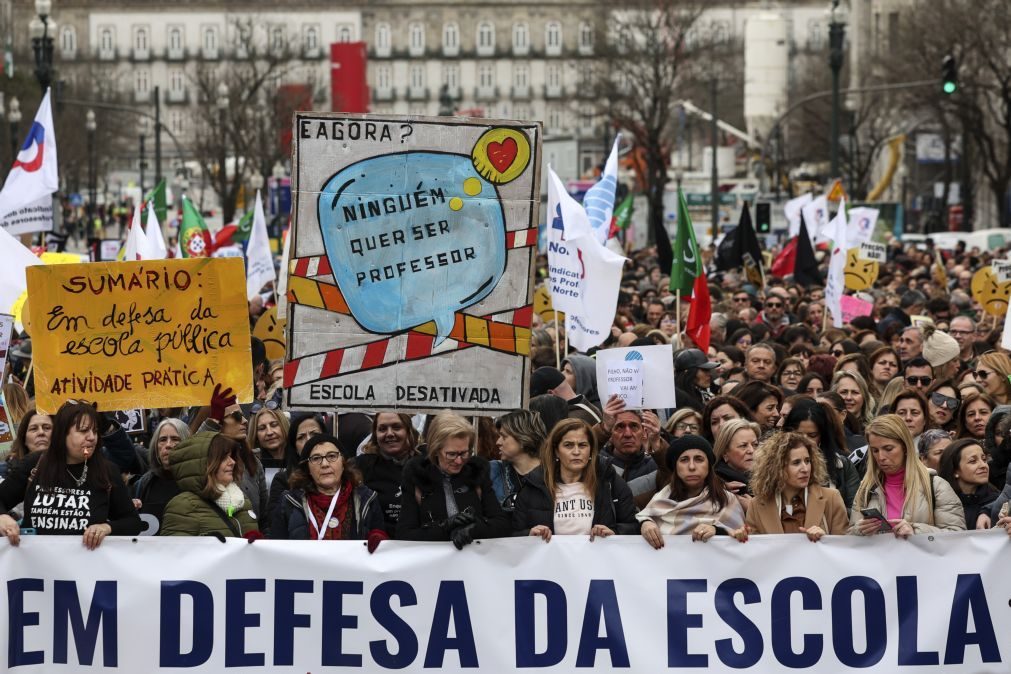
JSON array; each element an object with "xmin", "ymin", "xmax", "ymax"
[{"xmin": 161, "ymin": 431, "xmax": 259, "ymax": 537}]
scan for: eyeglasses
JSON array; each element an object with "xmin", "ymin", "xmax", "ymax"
[
  {"xmin": 930, "ymin": 392, "xmax": 960, "ymax": 411},
  {"xmin": 733, "ymin": 296, "xmax": 750, "ymax": 303},
  {"xmin": 251, "ymin": 399, "xmax": 279, "ymax": 414},
  {"xmin": 443, "ymin": 449, "xmax": 472, "ymax": 461},
  {"xmin": 831, "ymin": 349, "xmax": 845, "ymax": 357},
  {"xmin": 225, "ymin": 410, "xmax": 246, "ymax": 423},
  {"xmin": 765, "ymin": 301, "xmax": 783, "ymax": 308},
  {"xmin": 948, "ymin": 329, "xmax": 973, "ymax": 337},
  {"xmin": 305, "ymin": 451, "xmax": 342, "ymax": 466},
  {"xmin": 974, "ymin": 370, "xmax": 993, "ymax": 381},
  {"xmin": 674, "ymin": 422, "xmax": 700, "ymax": 433},
  {"xmin": 905, "ymin": 376, "xmax": 933, "ymax": 387}
]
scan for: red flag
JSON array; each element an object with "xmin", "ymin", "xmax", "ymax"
[
  {"xmin": 770, "ymin": 238, "xmax": 798, "ymax": 278},
  {"xmin": 685, "ymin": 272, "xmax": 711, "ymax": 353}
]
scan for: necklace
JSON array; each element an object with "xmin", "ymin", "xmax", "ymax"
[{"xmin": 67, "ymin": 464, "xmax": 88, "ymax": 488}]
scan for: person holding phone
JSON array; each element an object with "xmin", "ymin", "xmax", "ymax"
[{"xmin": 850, "ymin": 414, "xmax": 965, "ymax": 538}]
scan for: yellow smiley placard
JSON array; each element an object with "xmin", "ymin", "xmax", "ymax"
[
  {"xmin": 253, "ymin": 305, "xmax": 286, "ymax": 361},
  {"xmin": 971, "ymin": 266, "xmax": 1011, "ymax": 317},
  {"xmin": 844, "ymin": 248, "xmax": 879, "ymax": 291}
]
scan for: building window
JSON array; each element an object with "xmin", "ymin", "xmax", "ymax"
[
  {"xmin": 135, "ymin": 69, "xmax": 149, "ymax": 94},
  {"xmin": 514, "ymin": 63, "xmax": 529, "ymax": 88},
  {"xmin": 134, "ymin": 27, "xmax": 148, "ymax": 52},
  {"xmin": 409, "ymin": 22, "xmax": 425, "ymax": 56},
  {"xmin": 270, "ymin": 26, "xmax": 285, "ymax": 52},
  {"xmin": 203, "ymin": 27, "xmax": 217, "ymax": 53},
  {"xmin": 100, "ymin": 28, "xmax": 113, "ymax": 52},
  {"xmin": 577, "ymin": 62, "xmax": 593, "ymax": 87},
  {"xmin": 168, "ymin": 27, "xmax": 182, "ymax": 51},
  {"xmin": 514, "ymin": 104, "xmax": 532, "ymax": 121},
  {"xmin": 375, "ymin": 23, "xmax": 391, "ymax": 56},
  {"xmin": 443, "ymin": 22, "xmax": 459, "ymax": 54},
  {"xmin": 513, "ymin": 23, "xmax": 529, "ymax": 54},
  {"xmin": 547, "ymin": 105, "xmax": 562, "ymax": 130},
  {"xmin": 442, "ymin": 63, "xmax": 459, "ymax": 90},
  {"xmin": 808, "ymin": 20, "xmax": 823, "ymax": 50},
  {"xmin": 337, "ymin": 24, "xmax": 353, "ymax": 43},
  {"xmin": 410, "ymin": 65, "xmax": 425, "ymax": 89},
  {"xmin": 546, "ymin": 64, "xmax": 562, "ymax": 88},
  {"xmin": 478, "ymin": 64, "xmax": 495, "ymax": 88},
  {"xmin": 545, "ymin": 21, "xmax": 562, "ymax": 55},
  {"xmin": 59, "ymin": 26, "xmax": 76, "ymax": 57},
  {"xmin": 477, "ymin": 21, "xmax": 495, "ymax": 55},
  {"xmin": 305, "ymin": 26, "xmax": 319, "ymax": 52},
  {"xmin": 377, "ymin": 65, "xmax": 392, "ymax": 90},
  {"xmin": 887, "ymin": 12, "xmax": 899, "ymax": 55},
  {"xmin": 170, "ymin": 111, "xmax": 185, "ymax": 135},
  {"xmin": 711, "ymin": 21, "xmax": 729, "ymax": 45},
  {"xmin": 578, "ymin": 21, "xmax": 593, "ymax": 53}
]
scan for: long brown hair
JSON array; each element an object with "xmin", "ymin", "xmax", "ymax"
[
  {"xmin": 201, "ymin": 435, "xmax": 245, "ymax": 500},
  {"xmin": 361, "ymin": 412, "xmax": 420, "ymax": 456},
  {"xmin": 540, "ymin": 418, "xmax": 597, "ymax": 504},
  {"xmin": 35, "ymin": 401, "xmax": 112, "ymax": 491}
]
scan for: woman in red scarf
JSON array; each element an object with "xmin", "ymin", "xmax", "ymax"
[{"xmin": 271, "ymin": 434, "xmax": 387, "ymax": 551}]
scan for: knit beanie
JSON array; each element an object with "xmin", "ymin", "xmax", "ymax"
[{"xmin": 664, "ymin": 434, "xmax": 716, "ymax": 471}]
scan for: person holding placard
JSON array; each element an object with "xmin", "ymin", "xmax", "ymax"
[
  {"xmin": 0, "ymin": 401, "xmax": 142, "ymax": 547},
  {"xmin": 514, "ymin": 418, "xmax": 637, "ymax": 541},
  {"xmin": 638, "ymin": 435, "xmax": 745, "ymax": 548}
]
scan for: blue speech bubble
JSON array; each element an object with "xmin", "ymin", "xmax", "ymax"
[{"xmin": 319, "ymin": 151, "xmax": 506, "ymax": 343}]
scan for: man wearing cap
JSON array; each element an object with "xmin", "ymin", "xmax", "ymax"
[
  {"xmin": 530, "ymin": 366, "xmax": 602, "ymax": 427},
  {"xmin": 921, "ymin": 327, "xmax": 961, "ymax": 383},
  {"xmin": 674, "ymin": 348, "xmax": 720, "ymax": 412}
]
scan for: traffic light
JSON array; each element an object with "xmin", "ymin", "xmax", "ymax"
[
  {"xmin": 755, "ymin": 202, "xmax": 771, "ymax": 234},
  {"xmin": 941, "ymin": 55, "xmax": 958, "ymax": 95}
]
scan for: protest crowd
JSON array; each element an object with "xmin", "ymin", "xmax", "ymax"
[{"xmin": 3, "ymin": 218, "xmax": 1011, "ymax": 553}]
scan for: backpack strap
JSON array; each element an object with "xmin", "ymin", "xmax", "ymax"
[{"xmin": 204, "ymin": 499, "xmax": 241, "ymax": 537}]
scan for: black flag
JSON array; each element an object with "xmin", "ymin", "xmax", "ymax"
[
  {"xmin": 716, "ymin": 203, "xmax": 764, "ymax": 286},
  {"xmin": 654, "ymin": 213, "xmax": 673, "ymax": 277},
  {"xmin": 794, "ymin": 216, "xmax": 822, "ymax": 287}
]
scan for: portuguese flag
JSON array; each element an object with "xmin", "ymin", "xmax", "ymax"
[
  {"xmin": 179, "ymin": 196, "xmax": 212, "ymax": 258},
  {"xmin": 669, "ymin": 189, "xmax": 711, "ymax": 352}
]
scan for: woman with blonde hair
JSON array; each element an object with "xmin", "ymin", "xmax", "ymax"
[
  {"xmin": 712, "ymin": 418, "xmax": 762, "ymax": 508},
  {"xmin": 850, "ymin": 414, "xmax": 964, "ymax": 537},
  {"xmin": 664, "ymin": 408, "xmax": 702, "ymax": 438},
  {"xmin": 973, "ymin": 352, "xmax": 1011, "ymax": 405},
  {"xmin": 876, "ymin": 376, "xmax": 907, "ymax": 415},
  {"xmin": 745, "ymin": 432, "xmax": 849, "ymax": 540},
  {"xmin": 832, "ymin": 370, "xmax": 875, "ymax": 431}
]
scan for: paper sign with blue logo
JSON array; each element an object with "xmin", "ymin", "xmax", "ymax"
[
  {"xmin": 0, "ymin": 89, "xmax": 58, "ymax": 234},
  {"xmin": 283, "ymin": 114, "xmax": 540, "ymax": 415},
  {"xmin": 594, "ymin": 344, "xmax": 676, "ymax": 410}
]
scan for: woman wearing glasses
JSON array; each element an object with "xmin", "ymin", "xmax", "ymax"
[
  {"xmin": 774, "ymin": 357, "xmax": 806, "ymax": 394},
  {"xmin": 926, "ymin": 380, "xmax": 961, "ymax": 433},
  {"xmin": 955, "ymin": 390, "xmax": 996, "ymax": 441},
  {"xmin": 973, "ymin": 352, "xmax": 1011, "ymax": 405},
  {"xmin": 665, "ymin": 408, "xmax": 703, "ymax": 439},
  {"xmin": 514, "ymin": 418, "xmax": 637, "ymax": 541},
  {"xmin": 271, "ymin": 434, "xmax": 386, "ymax": 548},
  {"xmin": 398, "ymin": 412, "xmax": 509, "ymax": 548}
]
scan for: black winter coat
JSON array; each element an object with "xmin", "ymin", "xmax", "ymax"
[
  {"xmin": 271, "ymin": 484, "xmax": 384, "ymax": 540},
  {"xmin": 396, "ymin": 455, "xmax": 510, "ymax": 541},
  {"xmin": 357, "ymin": 451, "xmax": 415, "ymax": 536},
  {"xmin": 512, "ymin": 463, "xmax": 638, "ymax": 535}
]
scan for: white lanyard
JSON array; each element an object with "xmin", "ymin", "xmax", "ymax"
[{"xmin": 308, "ymin": 488, "xmax": 342, "ymax": 541}]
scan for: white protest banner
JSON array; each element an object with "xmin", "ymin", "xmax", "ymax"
[
  {"xmin": 99, "ymin": 239, "xmax": 121, "ymax": 261},
  {"xmin": 801, "ymin": 194, "xmax": 830, "ymax": 244},
  {"xmin": 595, "ymin": 344, "xmax": 675, "ymax": 409},
  {"xmin": 0, "ymin": 194, "xmax": 54, "ymax": 235},
  {"xmin": 546, "ymin": 167, "xmax": 588, "ymax": 315},
  {"xmin": 605, "ymin": 360, "xmax": 643, "ymax": 407},
  {"xmin": 0, "ymin": 312, "xmax": 13, "ymax": 383},
  {"xmin": 846, "ymin": 206, "xmax": 879, "ymax": 248},
  {"xmin": 285, "ymin": 114, "xmax": 539, "ymax": 415},
  {"xmin": 824, "ymin": 198, "xmax": 848, "ymax": 328},
  {"xmin": 1, "ymin": 534, "xmax": 1009, "ymax": 673},
  {"xmin": 785, "ymin": 193, "xmax": 812, "ymax": 237},
  {"xmin": 858, "ymin": 241, "xmax": 887, "ymax": 262}
]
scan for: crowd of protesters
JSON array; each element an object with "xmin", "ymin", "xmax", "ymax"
[{"xmin": 2, "ymin": 233, "xmax": 1011, "ymax": 550}]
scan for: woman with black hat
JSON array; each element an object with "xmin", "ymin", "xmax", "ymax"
[
  {"xmin": 673, "ymin": 348, "xmax": 720, "ymax": 413},
  {"xmin": 637, "ymin": 435, "xmax": 746, "ymax": 549},
  {"xmin": 271, "ymin": 434, "xmax": 387, "ymax": 549}
]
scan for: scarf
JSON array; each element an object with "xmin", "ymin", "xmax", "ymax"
[
  {"xmin": 214, "ymin": 482, "xmax": 246, "ymax": 517},
  {"xmin": 636, "ymin": 485, "xmax": 745, "ymax": 534},
  {"xmin": 305, "ymin": 484, "xmax": 354, "ymax": 541}
]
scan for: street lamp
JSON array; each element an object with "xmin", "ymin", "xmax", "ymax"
[
  {"xmin": 271, "ymin": 160, "xmax": 285, "ymax": 218},
  {"xmin": 216, "ymin": 82, "xmax": 229, "ymax": 217},
  {"xmin": 8, "ymin": 97, "xmax": 21, "ymax": 168},
  {"xmin": 30, "ymin": 0, "xmax": 56, "ymax": 94},
  {"xmin": 86, "ymin": 109, "xmax": 96, "ymax": 224},
  {"xmin": 828, "ymin": 0, "xmax": 848, "ymax": 179},
  {"xmin": 138, "ymin": 116, "xmax": 149, "ymax": 197},
  {"xmin": 250, "ymin": 169, "xmax": 264, "ymax": 204}
]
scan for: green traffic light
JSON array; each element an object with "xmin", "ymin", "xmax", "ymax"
[{"xmin": 943, "ymin": 81, "xmax": 957, "ymax": 94}]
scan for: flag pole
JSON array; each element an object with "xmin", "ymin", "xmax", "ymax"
[
  {"xmin": 675, "ymin": 295, "xmax": 682, "ymax": 349},
  {"xmin": 553, "ymin": 310, "xmax": 561, "ymax": 369}
]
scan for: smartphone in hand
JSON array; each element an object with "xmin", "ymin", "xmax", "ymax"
[{"xmin": 860, "ymin": 508, "xmax": 893, "ymax": 532}]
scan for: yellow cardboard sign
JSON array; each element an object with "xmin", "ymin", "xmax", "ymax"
[{"xmin": 27, "ymin": 258, "xmax": 254, "ymax": 414}]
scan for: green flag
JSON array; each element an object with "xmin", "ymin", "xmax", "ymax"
[
  {"xmin": 234, "ymin": 210, "xmax": 254, "ymax": 246},
  {"xmin": 141, "ymin": 179, "xmax": 168, "ymax": 227},
  {"xmin": 613, "ymin": 194, "xmax": 633, "ymax": 231},
  {"xmin": 178, "ymin": 196, "xmax": 212, "ymax": 258},
  {"xmin": 669, "ymin": 189, "xmax": 701, "ymax": 296}
]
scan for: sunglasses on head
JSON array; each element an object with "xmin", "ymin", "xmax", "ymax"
[
  {"xmin": 930, "ymin": 392, "xmax": 960, "ymax": 411},
  {"xmin": 226, "ymin": 410, "xmax": 246, "ymax": 423},
  {"xmin": 905, "ymin": 376, "xmax": 933, "ymax": 387}
]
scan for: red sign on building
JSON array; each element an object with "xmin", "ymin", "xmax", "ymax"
[{"xmin": 330, "ymin": 42, "xmax": 369, "ymax": 113}]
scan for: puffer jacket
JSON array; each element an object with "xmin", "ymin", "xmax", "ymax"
[
  {"xmin": 849, "ymin": 471, "xmax": 965, "ymax": 535},
  {"xmin": 161, "ymin": 431, "xmax": 259, "ymax": 537},
  {"xmin": 397, "ymin": 455, "xmax": 510, "ymax": 541},
  {"xmin": 271, "ymin": 484, "xmax": 384, "ymax": 540},
  {"xmin": 512, "ymin": 461, "xmax": 638, "ymax": 535}
]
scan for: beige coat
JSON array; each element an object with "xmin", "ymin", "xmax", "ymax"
[
  {"xmin": 849, "ymin": 473, "xmax": 965, "ymax": 535},
  {"xmin": 746, "ymin": 484, "xmax": 850, "ymax": 536}
]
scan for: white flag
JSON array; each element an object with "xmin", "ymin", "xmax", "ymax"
[
  {"xmin": 275, "ymin": 225, "xmax": 292, "ymax": 319},
  {"xmin": 0, "ymin": 89, "xmax": 59, "ymax": 220},
  {"xmin": 546, "ymin": 167, "xmax": 586, "ymax": 315},
  {"xmin": 145, "ymin": 200, "xmax": 168, "ymax": 259},
  {"xmin": 0, "ymin": 225, "xmax": 41, "ymax": 314},
  {"xmin": 803, "ymin": 195, "xmax": 831, "ymax": 245},
  {"xmin": 123, "ymin": 204, "xmax": 155, "ymax": 261},
  {"xmin": 245, "ymin": 190, "xmax": 275, "ymax": 300},
  {"xmin": 824, "ymin": 198, "xmax": 848, "ymax": 328},
  {"xmin": 846, "ymin": 207, "xmax": 880, "ymax": 249},
  {"xmin": 785, "ymin": 193, "xmax": 812, "ymax": 238},
  {"xmin": 547, "ymin": 167, "xmax": 626, "ymax": 352},
  {"xmin": 583, "ymin": 136, "xmax": 621, "ymax": 245}
]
